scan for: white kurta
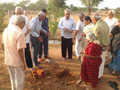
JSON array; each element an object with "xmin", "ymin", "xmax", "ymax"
[{"xmin": 75, "ymin": 20, "xmax": 85, "ymax": 57}]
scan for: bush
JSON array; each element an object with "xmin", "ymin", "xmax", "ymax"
[
  {"xmin": 0, "ymin": 8, "xmax": 7, "ymax": 31},
  {"xmin": 115, "ymin": 10, "xmax": 120, "ymax": 20},
  {"xmin": 47, "ymin": 6, "xmax": 64, "ymax": 43}
]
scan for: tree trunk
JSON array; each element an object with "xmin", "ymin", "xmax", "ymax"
[
  {"xmin": 88, "ymin": 7, "xmax": 91, "ymax": 15},
  {"xmin": 8, "ymin": 10, "xmax": 11, "ymax": 18},
  {"xmin": 54, "ymin": 34, "xmax": 55, "ymax": 44}
]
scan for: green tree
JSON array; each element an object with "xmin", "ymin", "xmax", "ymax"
[
  {"xmin": 27, "ymin": 0, "xmax": 47, "ymax": 11},
  {"xmin": 70, "ymin": 4, "xmax": 78, "ymax": 11},
  {"xmin": 48, "ymin": 0, "xmax": 66, "ymax": 10},
  {"xmin": 47, "ymin": 0, "xmax": 66, "ymax": 43},
  {"xmin": 16, "ymin": 0, "xmax": 30, "ymax": 10},
  {"xmin": 47, "ymin": 5, "xmax": 64, "ymax": 43},
  {"xmin": 115, "ymin": 10, "xmax": 120, "ymax": 20},
  {"xmin": 104, "ymin": 7, "xmax": 109, "ymax": 10},
  {"xmin": 0, "ymin": 2, "xmax": 15, "ymax": 11},
  {"xmin": 0, "ymin": 8, "xmax": 7, "ymax": 31},
  {"xmin": 80, "ymin": 0, "xmax": 103, "ymax": 15}
]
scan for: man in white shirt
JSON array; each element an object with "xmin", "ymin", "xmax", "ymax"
[
  {"xmin": 2, "ymin": 16, "xmax": 26, "ymax": 90},
  {"xmin": 58, "ymin": 8, "xmax": 76, "ymax": 60},
  {"xmin": 8, "ymin": 6, "xmax": 34, "ymax": 71},
  {"xmin": 105, "ymin": 10, "xmax": 118, "ymax": 32},
  {"xmin": 73, "ymin": 13, "xmax": 85, "ymax": 59},
  {"xmin": 104, "ymin": 10, "xmax": 118, "ymax": 66}
]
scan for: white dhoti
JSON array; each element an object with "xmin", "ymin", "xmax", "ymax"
[
  {"xmin": 99, "ymin": 46, "xmax": 108, "ymax": 78},
  {"xmin": 75, "ymin": 39, "xmax": 83, "ymax": 57}
]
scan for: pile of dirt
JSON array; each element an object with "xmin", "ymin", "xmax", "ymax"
[
  {"xmin": 32, "ymin": 69, "xmax": 46, "ymax": 79},
  {"xmin": 28, "ymin": 63, "xmax": 80, "ymax": 90}
]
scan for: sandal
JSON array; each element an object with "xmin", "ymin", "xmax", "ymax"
[
  {"xmin": 108, "ymin": 81, "xmax": 119, "ymax": 90},
  {"xmin": 76, "ymin": 79, "xmax": 83, "ymax": 84}
]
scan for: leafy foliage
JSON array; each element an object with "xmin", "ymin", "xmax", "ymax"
[
  {"xmin": 48, "ymin": 0, "xmax": 66, "ymax": 10},
  {"xmin": 80, "ymin": 0, "xmax": 103, "ymax": 15},
  {"xmin": 47, "ymin": 0, "xmax": 65, "ymax": 43},
  {"xmin": 115, "ymin": 10, "xmax": 120, "ymax": 20},
  {"xmin": 0, "ymin": 8, "xmax": 7, "ymax": 30},
  {"xmin": 27, "ymin": 0, "xmax": 47, "ymax": 11},
  {"xmin": 16, "ymin": 0, "xmax": 30, "ymax": 10},
  {"xmin": 47, "ymin": 7, "xmax": 64, "ymax": 36}
]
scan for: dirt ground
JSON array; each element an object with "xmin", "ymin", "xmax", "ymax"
[
  {"xmin": 0, "ymin": 41, "xmax": 120, "ymax": 90},
  {"xmin": 0, "ymin": 11, "xmax": 120, "ymax": 90}
]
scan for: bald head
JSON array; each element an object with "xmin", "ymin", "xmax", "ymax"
[
  {"xmin": 14, "ymin": 15, "xmax": 25, "ymax": 29},
  {"xmin": 91, "ymin": 14, "xmax": 101, "ymax": 25},
  {"xmin": 108, "ymin": 10, "xmax": 115, "ymax": 18},
  {"xmin": 38, "ymin": 11, "xmax": 45, "ymax": 21},
  {"xmin": 79, "ymin": 13, "xmax": 85, "ymax": 21},
  {"xmin": 15, "ymin": 6, "xmax": 23, "ymax": 15}
]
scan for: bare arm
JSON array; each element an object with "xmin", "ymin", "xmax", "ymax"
[
  {"xmin": 25, "ymin": 29, "xmax": 31, "ymax": 36},
  {"xmin": 79, "ymin": 36, "xmax": 83, "ymax": 42},
  {"xmin": 73, "ymin": 30, "xmax": 79, "ymax": 40},
  {"xmin": 1, "ymin": 44, "xmax": 4, "ymax": 51},
  {"xmin": 18, "ymin": 48, "xmax": 26, "ymax": 71},
  {"xmin": 110, "ymin": 33, "xmax": 113, "ymax": 38}
]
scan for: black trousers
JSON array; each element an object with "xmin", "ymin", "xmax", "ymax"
[
  {"xmin": 39, "ymin": 35, "xmax": 48, "ymax": 58},
  {"xmin": 25, "ymin": 43, "xmax": 33, "ymax": 68},
  {"xmin": 61, "ymin": 37, "xmax": 72, "ymax": 59}
]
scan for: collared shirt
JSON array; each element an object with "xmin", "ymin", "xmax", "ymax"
[
  {"xmin": 30, "ymin": 16, "xmax": 47, "ymax": 37},
  {"xmin": 58, "ymin": 17, "xmax": 76, "ymax": 39},
  {"xmin": 8, "ymin": 15, "xmax": 32, "ymax": 43},
  {"xmin": 76, "ymin": 20, "xmax": 85, "ymax": 40},
  {"xmin": 42, "ymin": 17, "xmax": 49, "ymax": 32},
  {"xmin": 40, "ymin": 17, "xmax": 49, "ymax": 36},
  {"xmin": 2, "ymin": 25, "xmax": 26, "ymax": 67},
  {"xmin": 105, "ymin": 17, "xmax": 118, "ymax": 32},
  {"xmin": 92, "ymin": 19, "xmax": 110, "ymax": 47}
]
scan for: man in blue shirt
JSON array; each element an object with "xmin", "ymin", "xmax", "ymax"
[{"xmin": 38, "ymin": 9, "xmax": 50, "ymax": 62}]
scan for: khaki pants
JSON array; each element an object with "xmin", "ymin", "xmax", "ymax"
[{"xmin": 7, "ymin": 65, "xmax": 25, "ymax": 90}]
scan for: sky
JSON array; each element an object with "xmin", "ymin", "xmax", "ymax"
[{"xmin": 0, "ymin": 0, "xmax": 120, "ymax": 9}]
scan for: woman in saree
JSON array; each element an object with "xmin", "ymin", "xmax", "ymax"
[
  {"xmin": 80, "ymin": 16, "xmax": 94, "ymax": 63},
  {"xmin": 81, "ymin": 32, "xmax": 102, "ymax": 89},
  {"xmin": 109, "ymin": 20, "xmax": 120, "ymax": 80}
]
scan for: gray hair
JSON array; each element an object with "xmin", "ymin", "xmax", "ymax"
[
  {"xmin": 79, "ymin": 13, "xmax": 85, "ymax": 17},
  {"xmin": 38, "ymin": 11, "xmax": 45, "ymax": 18},
  {"xmin": 108, "ymin": 9, "xmax": 115, "ymax": 16},
  {"xmin": 64, "ymin": 8, "xmax": 71, "ymax": 14},
  {"xmin": 86, "ymin": 32, "xmax": 99, "ymax": 44},
  {"xmin": 15, "ymin": 6, "xmax": 23, "ymax": 12},
  {"xmin": 92, "ymin": 14, "xmax": 101, "ymax": 21},
  {"xmin": 14, "ymin": 16, "xmax": 25, "ymax": 25}
]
